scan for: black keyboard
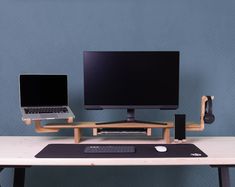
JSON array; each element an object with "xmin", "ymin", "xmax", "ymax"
[
  {"xmin": 25, "ymin": 107, "xmax": 68, "ymax": 114},
  {"xmin": 84, "ymin": 145, "xmax": 136, "ymax": 154},
  {"xmin": 97, "ymin": 128, "xmax": 147, "ymax": 134}
]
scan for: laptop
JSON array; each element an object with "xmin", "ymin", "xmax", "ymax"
[{"xmin": 19, "ymin": 74, "xmax": 75, "ymax": 121}]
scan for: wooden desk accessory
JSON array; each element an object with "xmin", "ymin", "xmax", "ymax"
[
  {"xmin": 22, "ymin": 96, "xmax": 214, "ymax": 144},
  {"xmin": 185, "ymin": 95, "xmax": 214, "ymax": 131}
]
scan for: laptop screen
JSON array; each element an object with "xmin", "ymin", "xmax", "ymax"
[{"xmin": 20, "ymin": 75, "xmax": 68, "ymax": 107}]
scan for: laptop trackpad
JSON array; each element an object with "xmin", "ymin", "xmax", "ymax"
[{"xmin": 40, "ymin": 114, "xmax": 58, "ymax": 119}]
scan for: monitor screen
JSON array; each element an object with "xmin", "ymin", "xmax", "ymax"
[
  {"xmin": 20, "ymin": 74, "xmax": 68, "ymax": 107},
  {"xmin": 83, "ymin": 51, "xmax": 179, "ymax": 110}
]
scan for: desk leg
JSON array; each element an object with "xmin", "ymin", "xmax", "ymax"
[
  {"xmin": 218, "ymin": 166, "xmax": 230, "ymax": 187},
  {"xmin": 0, "ymin": 168, "xmax": 3, "ymax": 187},
  {"xmin": 13, "ymin": 168, "xmax": 25, "ymax": 187}
]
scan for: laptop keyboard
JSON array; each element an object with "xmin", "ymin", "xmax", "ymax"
[{"xmin": 25, "ymin": 107, "xmax": 68, "ymax": 114}]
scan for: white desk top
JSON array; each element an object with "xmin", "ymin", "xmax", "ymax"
[{"xmin": 0, "ymin": 136, "xmax": 235, "ymax": 166}]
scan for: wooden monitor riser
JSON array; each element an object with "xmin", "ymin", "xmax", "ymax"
[{"xmin": 22, "ymin": 96, "xmax": 213, "ymax": 144}]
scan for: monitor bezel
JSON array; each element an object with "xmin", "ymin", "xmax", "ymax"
[{"xmin": 83, "ymin": 51, "xmax": 180, "ymax": 110}]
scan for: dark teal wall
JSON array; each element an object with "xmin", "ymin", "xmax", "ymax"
[{"xmin": 1, "ymin": 0, "xmax": 235, "ymax": 186}]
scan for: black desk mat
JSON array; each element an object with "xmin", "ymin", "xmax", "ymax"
[{"xmin": 35, "ymin": 144, "xmax": 207, "ymax": 158}]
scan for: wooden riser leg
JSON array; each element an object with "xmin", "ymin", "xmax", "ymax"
[
  {"xmin": 74, "ymin": 128, "xmax": 81, "ymax": 143},
  {"xmin": 163, "ymin": 128, "xmax": 171, "ymax": 144},
  {"xmin": 93, "ymin": 128, "xmax": 98, "ymax": 136},
  {"xmin": 147, "ymin": 128, "xmax": 152, "ymax": 136}
]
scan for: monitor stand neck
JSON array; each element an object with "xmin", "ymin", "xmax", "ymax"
[
  {"xmin": 96, "ymin": 109, "xmax": 167, "ymax": 125},
  {"xmin": 127, "ymin": 108, "xmax": 135, "ymax": 122}
]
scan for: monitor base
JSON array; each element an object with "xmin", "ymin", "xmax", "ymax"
[{"xmin": 96, "ymin": 109, "xmax": 167, "ymax": 125}]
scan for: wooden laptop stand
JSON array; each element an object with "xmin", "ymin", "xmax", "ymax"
[{"xmin": 22, "ymin": 96, "xmax": 213, "ymax": 144}]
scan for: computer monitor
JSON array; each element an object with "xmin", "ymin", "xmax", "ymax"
[{"xmin": 83, "ymin": 51, "xmax": 179, "ymax": 124}]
